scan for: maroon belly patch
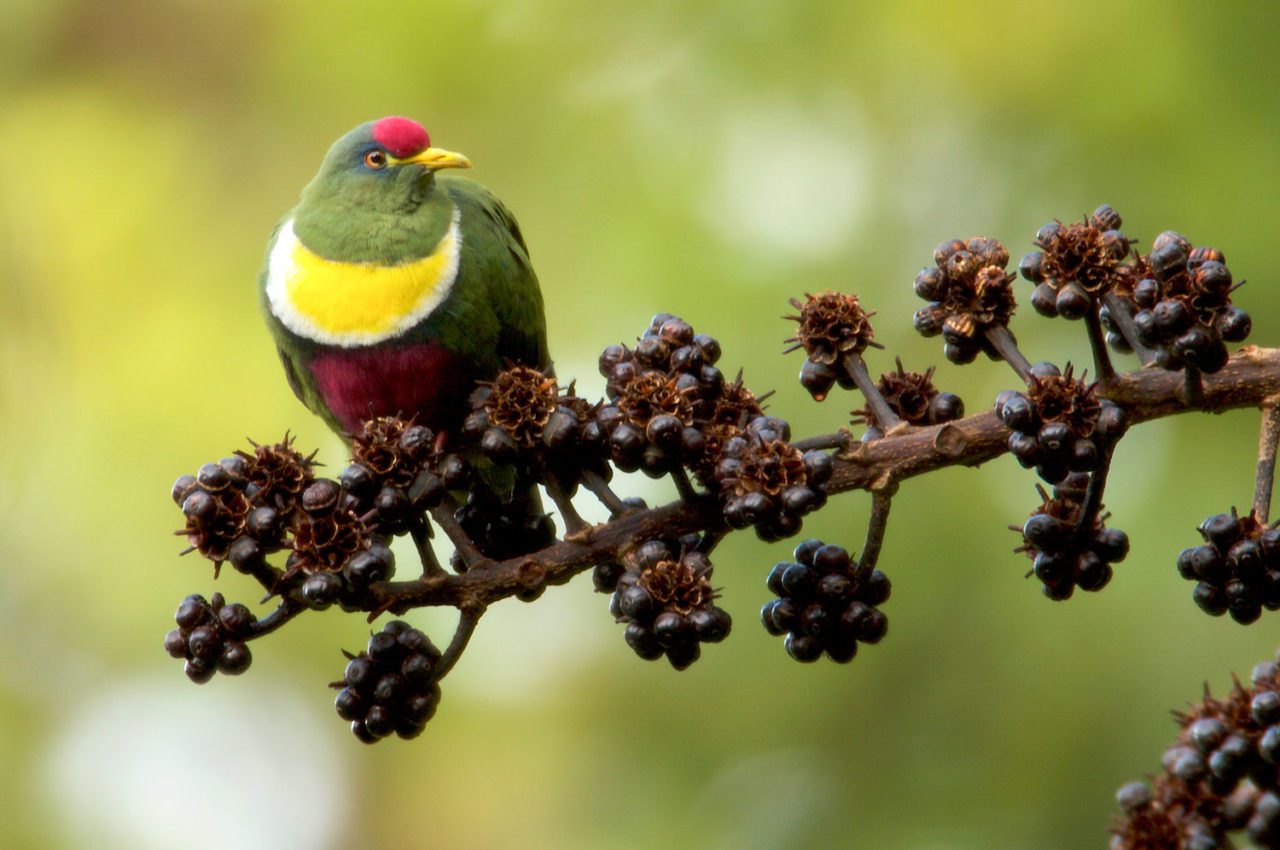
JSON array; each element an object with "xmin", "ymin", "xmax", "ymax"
[{"xmin": 308, "ymin": 342, "xmax": 470, "ymax": 436}]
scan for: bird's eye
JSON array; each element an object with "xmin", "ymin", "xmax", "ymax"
[{"xmin": 364, "ymin": 150, "xmax": 388, "ymax": 169}]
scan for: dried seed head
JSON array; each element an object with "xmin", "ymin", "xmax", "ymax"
[
  {"xmin": 289, "ymin": 506, "xmax": 372, "ymax": 576},
  {"xmin": 483, "ymin": 366, "xmax": 561, "ymax": 449},
  {"xmin": 915, "ymin": 237, "xmax": 1016, "ymax": 341},
  {"xmin": 351, "ymin": 417, "xmax": 436, "ymax": 489},
  {"xmin": 723, "ymin": 435, "xmax": 808, "ymax": 498},
  {"xmin": 856, "ymin": 359, "xmax": 932, "ymax": 425},
  {"xmin": 785, "ymin": 291, "xmax": 876, "ymax": 364},
  {"xmin": 236, "ymin": 434, "xmax": 316, "ymax": 509},
  {"xmin": 1033, "ymin": 209, "xmax": 1130, "ymax": 295},
  {"xmin": 638, "ymin": 557, "xmax": 716, "ymax": 615},
  {"xmin": 1026, "ymin": 364, "xmax": 1101, "ymax": 439},
  {"xmin": 615, "ymin": 370, "xmax": 695, "ymax": 428}
]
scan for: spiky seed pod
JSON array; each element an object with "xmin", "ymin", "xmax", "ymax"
[
  {"xmin": 350, "ymin": 417, "xmax": 438, "ymax": 490},
  {"xmin": 996, "ymin": 364, "xmax": 1124, "ymax": 483},
  {"xmin": 234, "ymin": 434, "xmax": 317, "ymax": 511},
  {"xmin": 1019, "ymin": 206, "xmax": 1132, "ymax": 312},
  {"xmin": 912, "ymin": 237, "xmax": 1017, "ymax": 363},
  {"xmin": 332, "ymin": 620, "xmax": 442, "ymax": 743},
  {"xmin": 178, "ymin": 481, "xmax": 252, "ymax": 565},
  {"xmin": 1015, "ymin": 485, "xmax": 1128, "ymax": 599},
  {"xmin": 761, "ymin": 538, "xmax": 890, "ymax": 663},
  {"xmin": 163, "ymin": 592, "xmax": 256, "ymax": 683},
  {"xmin": 609, "ymin": 549, "xmax": 732, "ymax": 670},
  {"xmin": 481, "ymin": 365, "xmax": 560, "ymax": 449},
  {"xmin": 1178, "ymin": 509, "xmax": 1280, "ymax": 624},
  {"xmin": 851, "ymin": 358, "xmax": 964, "ymax": 427},
  {"xmin": 784, "ymin": 291, "xmax": 877, "ymax": 365},
  {"xmin": 287, "ymin": 487, "xmax": 374, "ymax": 584}
]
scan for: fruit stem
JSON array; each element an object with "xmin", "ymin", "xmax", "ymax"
[
  {"xmin": 842, "ymin": 352, "xmax": 903, "ymax": 431},
  {"xmin": 429, "ymin": 504, "xmax": 489, "ymax": 570},
  {"xmin": 247, "ymin": 599, "xmax": 306, "ymax": 640},
  {"xmin": 669, "ymin": 467, "xmax": 700, "ymax": 504},
  {"xmin": 857, "ymin": 491, "xmax": 893, "ymax": 574},
  {"xmin": 410, "ymin": 517, "xmax": 446, "ymax": 579},
  {"xmin": 1083, "ymin": 306, "xmax": 1117, "ymax": 387},
  {"xmin": 1102, "ymin": 293, "xmax": 1157, "ymax": 366},
  {"xmin": 581, "ymin": 469, "xmax": 629, "ymax": 516},
  {"xmin": 436, "ymin": 606, "xmax": 483, "ymax": 680},
  {"xmin": 545, "ymin": 479, "xmax": 588, "ymax": 534},
  {"xmin": 1076, "ymin": 450, "xmax": 1114, "ymax": 535},
  {"xmin": 793, "ymin": 429, "xmax": 853, "ymax": 452},
  {"xmin": 982, "ymin": 326, "xmax": 1033, "ymax": 385},
  {"xmin": 1254, "ymin": 403, "xmax": 1280, "ymax": 524},
  {"xmin": 1180, "ymin": 365, "xmax": 1205, "ymax": 408}
]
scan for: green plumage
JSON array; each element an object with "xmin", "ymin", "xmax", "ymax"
[{"xmin": 259, "ymin": 119, "xmax": 549, "ymax": 439}]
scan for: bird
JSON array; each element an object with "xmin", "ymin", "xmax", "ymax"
[{"xmin": 260, "ymin": 116, "xmax": 549, "ymax": 441}]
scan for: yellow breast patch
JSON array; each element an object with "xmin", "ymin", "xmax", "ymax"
[{"xmin": 265, "ymin": 208, "xmax": 462, "ymax": 347}]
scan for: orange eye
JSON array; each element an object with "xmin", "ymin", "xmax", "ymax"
[{"xmin": 364, "ymin": 150, "xmax": 388, "ymax": 169}]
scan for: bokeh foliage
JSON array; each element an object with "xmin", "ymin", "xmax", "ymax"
[{"xmin": 3, "ymin": 1, "xmax": 1280, "ymax": 847}]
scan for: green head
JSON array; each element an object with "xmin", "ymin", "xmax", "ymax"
[{"xmin": 299, "ymin": 116, "xmax": 472, "ymax": 215}]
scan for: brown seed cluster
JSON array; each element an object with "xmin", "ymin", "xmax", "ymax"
[
  {"xmin": 1112, "ymin": 660, "xmax": 1280, "ymax": 849},
  {"xmin": 1026, "ymin": 364, "xmax": 1102, "ymax": 438},
  {"xmin": 351, "ymin": 417, "xmax": 438, "ymax": 489},
  {"xmin": 615, "ymin": 370, "xmax": 696, "ymax": 428},
  {"xmin": 287, "ymin": 481, "xmax": 373, "ymax": 577},
  {"xmin": 785, "ymin": 291, "xmax": 877, "ymax": 364},
  {"xmin": 728, "ymin": 436, "xmax": 808, "ymax": 499},
  {"xmin": 638, "ymin": 557, "xmax": 716, "ymax": 615},
  {"xmin": 1019, "ymin": 205, "xmax": 1133, "ymax": 321},
  {"xmin": 235, "ymin": 434, "xmax": 316, "ymax": 511},
  {"xmin": 851, "ymin": 358, "xmax": 964, "ymax": 428},
  {"xmin": 483, "ymin": 365, "xmax": 561, "ymax": 448},
  {"xmin": 913, "ymin": 237, "xmax": 1017, "ymax": 364}
]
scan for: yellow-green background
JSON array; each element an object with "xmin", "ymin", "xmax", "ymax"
[{"xmin": 3, "ymin": 1, "xmax": 1279, "ymax": 848}]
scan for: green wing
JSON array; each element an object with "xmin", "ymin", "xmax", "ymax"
[{"xmin": 441, "ymin": 175, "xmax": 550, "ymax": 374}]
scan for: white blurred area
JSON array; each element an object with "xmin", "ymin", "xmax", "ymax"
[{"xmin": 42, "ymin": 679, "xmax": 349, "ymax": 850}]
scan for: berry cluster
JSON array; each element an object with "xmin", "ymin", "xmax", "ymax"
[
  {"xmin": 174, "ymin": 446, "xmax": 305, "ymax": 570},
  {"xmin": 1016, "ymin": 480, "xmax": 1129, "ymax": 600},
  {"xmin": 163, "ymin": 592, "xmax": 255, "ymax": 683},
  {"xmin": 595, "ymin": 314, "xmax": 733, "ymax": 477},
  {"xmin": 785, "ymin": 291, "xmax": 879, "ymax": 399},
  {"xmin": 760, "ymin": 539, "xmax": 890, "ymax": 662},
  {"xmin": 609, "ymin": 543, "xmax": 732, "ymax": 670},
  {"xmin": 282, "ymin": 478, "xmax": 393, "ymax": 609},
  {"xmin": 333, "ymin": 620, "xmax": 442, "ymax": 743},
  {"xmin": 464, "ymin": 369, "xmax": 610, "ymax": 496},
  {"xmin": 1177, "ymin": 509, "xmax": 1280, "ymax": 624},
  {"xmin": 343, "ymin": 417, "xmax": 445, "ymax": 535},
  {"xmin": 912, "ymin": 236, "xmax": 1017, "ymax": 364},
  {"xmin": 1113, "ymin": 660, "xmax": 1280, "ymax": 849},
  {"xmin": 1125, "ymin": 231, "xmax": 1251, "ymax": 373},
  {"xmin": 995, "ymin": 362, "xmax": 1127, "ymax": 484},
  {"xmin": 714, "ymin": 416, "xmax": 833, "ymax": 541},
  {"xmin": 851, "ymin": 358, "xmax": 964, "ymax": 432},
  {"xmin": 1018, "ymin": 204, "xmax": 1132, "ymax": 319}
]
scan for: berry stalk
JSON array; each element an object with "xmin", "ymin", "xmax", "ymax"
[
  {"xmin": 983, "ymin": 325, "xmax": 1034, "ymax": 384},
  {"xmin": 1256, "ymin": 403, "xmax": 1280, "ymax": 524},
  {"xmin": 841, "ymin": 351, "xmax": 903, "ymax": 431}
]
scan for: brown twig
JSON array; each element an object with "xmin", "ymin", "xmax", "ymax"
[
  {"xmin": 1255, "ymin": 401, "xmax": 1280, "ymax": 523},
  {"xmin": 358, "ymin": 346, "xmax": 1280, "ymax": 613},
  {"xmin": 581, "ymin": 469, "xmax": 629, "ymax": 516},
  {"xmin": 983, "ymin": 325, "xmax": 1033, "ymax": 384},
  {"xmin": 842, "ymin": 351, "xmax": 902, "ymax": 430},
  {"xmin": 410, "ymin": 518, "xmax": 445, "ymax": 579},
  {"xmin": 1083, "ymin": 307, "xmax": 1117, "ymax": 388},
  {"xmin": 858, "ymin": 491, "xmax": 892, "ymax": 573}
]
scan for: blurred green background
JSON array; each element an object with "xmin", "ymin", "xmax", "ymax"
[{"xmin": 3, "ymin": 1, "xmax": 1280, "ymax": 847}]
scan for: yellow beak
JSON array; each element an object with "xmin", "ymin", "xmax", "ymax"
[{"xmin": 392, "ymin": 147, "xmax": 472, "ymax": 171}]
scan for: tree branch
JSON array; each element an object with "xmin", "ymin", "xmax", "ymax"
[{"xmin": 360, "ymin": 346, "xmax": 1280, "ymax": 612}]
